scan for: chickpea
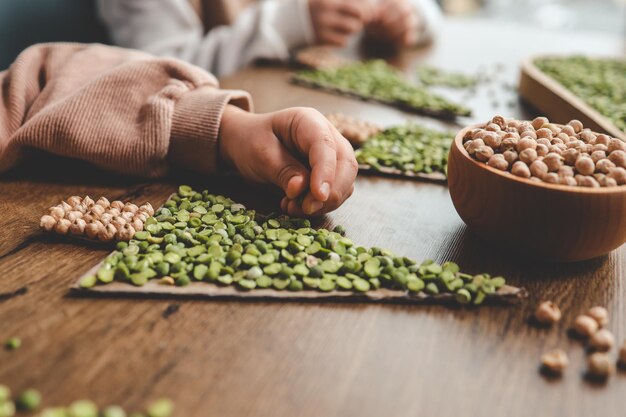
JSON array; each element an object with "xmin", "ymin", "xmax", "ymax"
[
  {"xmin": 110, "ymin": 200, "xmax": 125, "ymax": 210},
  {"xmin": 590, "ymin": 150, "xmax": 606, "ymax": 163},
  {"xmin": 83, "ymin": 196, "xmax": 95, "ymax": 207},
  {"xmin": 579, "ymin": 129, "xmax": 596, "ymax": 143},
  {"xmin": 467, "ymin": 138, "xmax": 485, "ymax": 154},
  {"xmin": 96, "ymin": 197, "xmax": 110, "ymax": 208},
  {"xmin": 115, "ymin": 223, "xmax": 136, "ymax": 241},
  {"xmin": 131, "ymin": 218, "xmax": 144, "ymax": 232},
  {"xmin": 589, "ymin": 329, "xmax": 615, "ymax": 352},
  {"xmin": 85, "ymin": 221, "xmax": 103, "ymax": 239},
  {"xmin": 587, "ymin": 306, "xmax": 609, "ymax": 327},
  {"xmin": 549, "ymin": 145, "xmax": 564, "ymax": 155},
  {"xmin": 594, "ymin": 134, "xmax": 610, "ymax": 146},
  {"xmin": 121, "ymin": 211, "xmax": 135, "ymax": 221},
  {"xmin": 69, "ymin": 218, "xmax": 87, "ymax": 235},
  {"xmin": 543, "ymin": 173, "xmax": 559, "ymax": 184},
  {"xmin": 123, "ymin": 203, "xmax": 139, "ymax": 213},
  {"xmin": 576, "ymin": 175, "xmax": 600, "ymax": 188},
  {"xmin": 108, "ymin": 207, "xmax": 121, "ymax": 217},
  {"xmin": 485, "ymin": 123, "xmax": 501, "ymax": 132},
  {"xmin": 562, "ymin": 149, "xmax": 579, "ymax": 166},
  {"xmin": 536, "ymin": 138, "xmax": 551, "ymax": 147},
  {"xmin": 608, "ymin": 138, "xmax": 626, "ymax": 153},
  {"xmin": 607, "ymin": 167, "xmax": 626, "ymax": 185},
  {"xmin": 599, "ymin": 177, "xmax": 618, "ymax": 187},
  {"xmin": 535, "ymin": 128, "xmax": 552, "ymax": 140},
  {"xmin": 487, "ymin": 154, "xmax": 508, "ymax": 171},
  {"xmin": 483, "ymin": 132, "xmax": 502, "ymax": 149},
  {"xmin": 559, "ymin": 125, "xmax": 576, "ymax": 137},
  {"xmin": 575, "ymin": 156, "xmax": 595, "ymax": 175},
  {"xmin": 49, "ymin": 206, "xmax": 65, "ymax": 221},
  {"xmin": 541, "ymin": 349, "xmax": 569, "ymax": 374},
  {"xmin": 463, "ymin": 140, "xmax": 474, "ymax": 152},
  {"xmin": 568, "ymin": 119, "xmax": 583, "ymax": 133},
  {"xmin": 97, "ymin": 223, "xmax": 117, "ymax": 242},
  {"xmin": 592, "ymin": 144, "xmax": 608, "ymax": 153},
  {"xmin": 511, "ymin": 161, "xmax": 531, "ymax": 178},
  {"xmin": 560, "ymin": 176, "xmax": 577, "ymax": 186},
  {"xmin": 558, "ymin": 165, "xmax": 574, "ymax": 177},
  {"xmin": 556, "ymin": 132, "xmax": 570, "ymax": 142},
  {"xmin": 111, "ymin": 216, "xmax": 127, "ymax": 230},
  {"xmin": 543, "ymin": 153, "xmax": 563, "ymax": 172},
  {"xmin": 519, "ymin": 148, "xmax": 538, "ymax": 164},
  {"xmin": 503, "ymin": 150, "xmax": 518, "ymax": 164},
  {"xmin": 475, "ymin": 145, "xmax": 494, "ymax": 162},
  {"xmin": 532, "ymin": 116, "xmax": 549, "ymax": 130},
  {"xmin": 40, "ymin": 215, "xmax": 56, "ymax": 232},
  {"xmin": 573, "ymin": 315, "xmax": 599, "ymax": 338},
  {"xmin": 501, "ymin": 137, "xmax": 519, "ymax": 151},
  {"xmin": 534, "ymin": 301, "xmax": 562, "ymax": 324},
  {"xmin": 517, "ymin": 137, "xmax": 537, "ymax": 152},
  {"xmin": 66, "ymin": 196, "xmax": 82, "ymax": 206},
  {"xmin": 608, "ymin": 150, "xmax": 626, "ymax": 168},
  {"xmin": 54, "ymin": 218, "xmax": 71, "ymax": 235},
  {"xmin": 491, "ymin": 115, "xmax": 507, "ymax": 128},
  {"xmin": 587, "ymin": 352, "xmax": 614, "ymax": 379},
  {"xmin": 530, "ymin": 160, "xmax": 548, "ymax": 179},
  {"xmin": 536, "ymin": 144, "xmax": 549, "ymax": 157},
  {"xmin": 595, "ymin": 158, "xmax": 615, "ymax": 174}
]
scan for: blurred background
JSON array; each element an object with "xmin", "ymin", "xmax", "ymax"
[{"xmin": 0, "ymin": 0, "xmax": 624, "ymax": 69}]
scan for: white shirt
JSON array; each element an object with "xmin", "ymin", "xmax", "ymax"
[{"xmin": 97, "ymin": 0, "xmax": 442, "ymax": 77}]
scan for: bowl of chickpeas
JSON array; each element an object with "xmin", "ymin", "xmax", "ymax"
[{"xmin": 447, "ymin": 115, "xmax": 626, "ymax": 262}]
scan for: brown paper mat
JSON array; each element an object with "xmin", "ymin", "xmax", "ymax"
[{"xmin": 73, "ymin": 259, "xmax": 526, "ymax": 305}]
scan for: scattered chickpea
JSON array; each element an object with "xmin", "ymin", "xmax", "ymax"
[
  {"xmin": 589, "ymin": 329, "xmax": 615, "ymax": 352},
  {"xmin": 541, "ymin": 349, "xmax": 569, "ymax": 374},
  {"xmin": 587, "ymin": 352, "xmax": 614, "ymax": 379},
  {"xmin": 587, "ymin": 306, "xmax": 609, "ymax": 327},
  {"xmin": 573, "ymin": 315, "xmax": 599, "ymax": 338},
  {"xmin": 534, "ymin": 301, "xmax": 561, "ymax": 325}
]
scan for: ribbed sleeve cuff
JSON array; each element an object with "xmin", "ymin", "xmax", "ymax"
[{"xmin": 169, "ymin": 86, "xmax": 252, "ymax": 175}]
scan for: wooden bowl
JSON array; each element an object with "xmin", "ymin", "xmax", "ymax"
[{"xmin": 447, "ymin": 125, "xmax": 626, "ymax": 262}]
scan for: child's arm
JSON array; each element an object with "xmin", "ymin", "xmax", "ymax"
[{"xmin": 0, "ymin": 43, "xmax": 356, "ymax": 215}]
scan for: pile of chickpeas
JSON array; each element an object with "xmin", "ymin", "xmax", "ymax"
[
  {"xmin": 39, "ymin": 196, "xmax": 154, "ymax": 242},
  {"xmin": 463, "ymin": 116, "xmax": 626, "ymax": 187}
]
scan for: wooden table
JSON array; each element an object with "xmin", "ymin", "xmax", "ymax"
[{"xmin": 1, "ymin": 17, "xmax": 625, "ymax": 417}]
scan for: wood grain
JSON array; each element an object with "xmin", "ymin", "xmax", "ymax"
[
  {"xmin": 1, "ymin": 18, "xmax": 626, "ymax": 417},
  {"xmin": 519, "ymin": 56, "xmax": 626, "ymax": 141}
]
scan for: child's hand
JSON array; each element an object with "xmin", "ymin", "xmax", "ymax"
[
  {"xmin": 308, "ymin": 0, "xmax": 372, "ymax": 46},
  {"xmin": 218, "ymin": 105, "xmax": 358, "ymax": 216},
  {"xmin": 365, "ymin": 0, "xmax": 420, "ymax": 48}
]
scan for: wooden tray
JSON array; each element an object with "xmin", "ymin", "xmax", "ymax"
[{"xmin": 519, "ymin": 55, "xmax": 626, "ymax": 141}]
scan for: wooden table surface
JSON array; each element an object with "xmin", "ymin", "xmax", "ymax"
[{"xmin": 1, "ymin": 18, "xmax": 626, "ymax": 417}]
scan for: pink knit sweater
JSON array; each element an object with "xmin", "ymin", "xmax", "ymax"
[{"xmin": 0, "ymin": 43, "xmax": 252, "ymax": 177}]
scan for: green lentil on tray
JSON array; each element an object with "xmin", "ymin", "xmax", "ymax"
[
  {"xmin": 292, "ymin": 60, "xmax": 471, "ymax": 118},
  {"xmin": 355, "ymin": 124, "xmax": 454, "ymax": 177},
  {"xmin": 534, "ymin": 56, "xmax": 626, "ymax": 132},
  {"xmin": 81, "ymin": 186, "xmax": 509, "ymax": 305}
]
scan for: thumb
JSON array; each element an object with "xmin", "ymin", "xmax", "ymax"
[{"xmin": 261, "ymin": 143, "xmax": 310, "ymax": 199}]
